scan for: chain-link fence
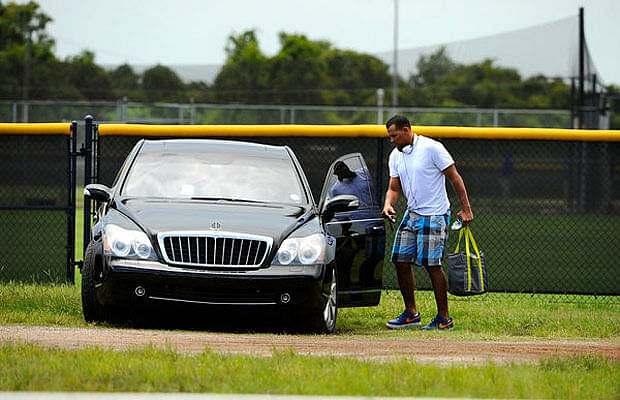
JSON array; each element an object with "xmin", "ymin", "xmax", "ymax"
[
  {"xmin": 0, "ymin": 124, "xmax": 77, "ymax": 283},
  {"xmin": 0, "ymin": 100, "xmax": 575, "ymax": 129},
  {"xmin": 93, "ymin": 124, "xmax": 619, "ymax": 301}
]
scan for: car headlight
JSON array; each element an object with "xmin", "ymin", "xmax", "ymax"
[
  {"xmin": 103, "ymin": 224, "xmax": 156, "ymax": 260},
  {"xmin": 275, "ymin": 233, "xmax": 325, "ymax": 265}
]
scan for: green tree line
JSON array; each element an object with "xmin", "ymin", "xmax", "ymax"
[{"xmin": 2, "ymin": 0, "xmax": 616, "ymax": 120}]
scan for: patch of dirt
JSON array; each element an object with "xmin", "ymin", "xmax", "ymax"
[{"xmin": 1, "ymin": 325, "xmax": 618, "ymax": 364}]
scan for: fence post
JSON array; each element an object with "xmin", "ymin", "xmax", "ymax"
[
  {"xmin": 67, "ymin": 121, "xmax": 78, "ymax": 283},
  {"xmin": 21, "ymin": 101, "xmax": 28, "ymax": 122},
  {"xmin": 116, "ymin": 99, "xmax": 122, "ymax": 122},
  {"xmin": 83, "ymin": 115, "xmax": 93, "ymax": 256},
  {"xmin": 190, "ymin": 98, "xmax": 195, "ymax": 124},
  {"xmin": 122, "ymin": 96, "xmax": 128, "ymax": 122}
]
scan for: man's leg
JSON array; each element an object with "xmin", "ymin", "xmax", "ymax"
[
  {"xmin": 395, "ymin": 262, "xmax": 417, "ymax": 314},
  {"xmin": 426, "ymin": 266, "xmax": 449, "ymax": 320}
]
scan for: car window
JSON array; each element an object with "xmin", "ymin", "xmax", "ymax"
[
  {"xmin": 122, "ymin": 150, "xmax": 305, "ymax": 204},
  {"xmin": 325, "ymin": 156, "xmax": 374, "ymax": 209}
]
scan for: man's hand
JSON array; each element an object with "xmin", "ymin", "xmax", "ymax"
[
  {"xmin": 382, "ymin": 205, "xmax": 397, "ymax": 223},
  {"xmin": 383, "ymin": 177, "xmax": 402, "ymax": 224},
  {"xmin": 457, "ymin": 207, "xmax": 474, "ymax": 227}
]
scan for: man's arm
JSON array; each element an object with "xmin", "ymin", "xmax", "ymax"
[
  {"xmin": 382, "ymin": 177, "xmax": 402, "ymax": 221},
  {"xmin": 443, "ymin": 164, "xmax": 474, "ymax": 226}
]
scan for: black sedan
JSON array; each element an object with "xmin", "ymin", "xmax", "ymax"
[{"xmin": 82, "ymin": 139, "xmax": 384, "ymax": 333}]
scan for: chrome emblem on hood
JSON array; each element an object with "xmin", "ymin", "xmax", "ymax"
[{"xmin": 210, "ymin": 221, "xmax": 222, "ymax": 231}]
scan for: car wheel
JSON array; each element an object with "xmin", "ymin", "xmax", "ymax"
[
  {"xmin": 309, "ymin": 266, "xmax": 338, "ymax": 334},
  {"xmin": 81, "ymin": 241, "xmax": 111, "ymax": 323}
]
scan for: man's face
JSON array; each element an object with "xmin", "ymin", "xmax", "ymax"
[{"xmin": 387, "ymin": 124, "xmax": 412, "ymax": 151}]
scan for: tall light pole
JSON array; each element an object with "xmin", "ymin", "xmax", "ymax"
[{"xmin": 391, "ymin": 0, "xmax": 399, "ymax": 108}]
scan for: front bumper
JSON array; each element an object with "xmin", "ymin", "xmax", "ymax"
[{"xmin": 97, "ymin": 258, "xmax": 330, "ymax": 312}]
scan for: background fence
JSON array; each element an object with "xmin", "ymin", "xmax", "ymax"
[
  {"xmin": 0, "ymin": 123, "xmax": 77, "ymax": 283},
  {"xmin": 93, "ymin": 123, "xmax": 619, "ymax": 298},
  {"xmin": 0, "ymin": 100, "xmax": 577, "ymax": 129},
  {"xmin": 0, "ymin": 115, "xmax": 617, "ymax": 301}
]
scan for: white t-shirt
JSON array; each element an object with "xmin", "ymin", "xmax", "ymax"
[{"xmin": 388, "ymin": 134, "xmax": 454, "ymax": 215}]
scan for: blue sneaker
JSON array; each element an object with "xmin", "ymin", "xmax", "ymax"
[
  {"xmin": 386, "ymin": 310, "xmax": 421, "ymax": 329},
  {"xmin": 421, "ymin": 315, "xmax": 454, "ymax": 330}
]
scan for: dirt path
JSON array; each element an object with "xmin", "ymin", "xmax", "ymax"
[{"xmin": 1, "ymin": 325, "xmax": 618, "ymax": 364}]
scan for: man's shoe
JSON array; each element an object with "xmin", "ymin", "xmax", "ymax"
[
  {"xmin": 386, "ymin": 310, "xmax": 421, "ymax": 329},
  {"xmin": 421, "ymin": 315, "xmax": 454, "ymax": 330}
]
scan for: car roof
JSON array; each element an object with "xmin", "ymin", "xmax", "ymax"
[{"xmin": 140, "ymin": 139, "xmax": 291, "ymax": 159}]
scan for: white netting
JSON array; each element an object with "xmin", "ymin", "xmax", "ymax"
[{"xmin": 375, "ymin": 15, "xmax": 604, "ymax": 85}]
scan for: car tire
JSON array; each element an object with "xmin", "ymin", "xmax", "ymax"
[
  {"xmin": 308, "ymin": 266, "xmax": 338, "ymax": 334},
  {"xmin": 81, "ymin": 241, "xmax": 111, "ymax": 323}
]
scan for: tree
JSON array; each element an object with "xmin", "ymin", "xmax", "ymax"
[
  {"xmin": 267, "ymin": 33, "xmax": 331, "ymax": 104},
  {"xmin": 404, "ymin": 48, "xmax": 571, "ymax": 110},
  {"xmin": 324, "ymin": 49, "xmax": 391, "ymax": 105},
  {"xmin": 409, "ymin": 47, "xmax": 456, "ymax": 87},
  {"xmin": 110, "ymin": 63, "xmax": 139, "ymax": 91},
  {"xmin": 212, "ymin": 30, "xmax": 269, "ymax": 103},
  {"xmin": 0, "ymin": 1, "xmax": 55, "ymax": 99},
  {"xmin": 64, "ymin": 50, "xmax": 114, "ymax": 100},
  {"xmin": 0, "ymin": 1, "xmax": 54, "ymax": 55},
  {"xmin": 142, "ymin": 64, "xmax": 185, "ymax": 102}
]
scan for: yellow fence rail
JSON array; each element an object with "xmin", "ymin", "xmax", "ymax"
[
  {"xmin": 98, "ymin": 123, "xmax": 620, "ymax": 142},
  {"xmin": 0, "ymin": 123, "xmax": 73, "ymax": 136}
]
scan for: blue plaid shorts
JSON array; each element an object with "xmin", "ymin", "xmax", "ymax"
[{"xmin": 391, "ymin": 211, "xmax": 450, "ymax": 267}]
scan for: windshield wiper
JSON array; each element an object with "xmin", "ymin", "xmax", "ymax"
[{"xmin": 190, "ymin": 197, "xmax": 265, "ymax": 204}]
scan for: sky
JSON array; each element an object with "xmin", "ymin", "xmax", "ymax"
[{"xmin": 25, "ymin": 0, "xmax": 620, "ymax": 85}]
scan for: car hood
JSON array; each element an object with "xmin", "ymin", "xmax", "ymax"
[{"xmin": 117, "ymin": 198, "xmax": 312, "ymax": 241}]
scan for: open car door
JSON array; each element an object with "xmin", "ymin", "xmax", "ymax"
[{"xmin": 319, "ymin": 153, "xmax": 385, "ymax": 307}]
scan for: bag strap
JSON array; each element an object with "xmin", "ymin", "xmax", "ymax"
[
  {"xmin": 465, "ymin": 227, "xmax": 472, "ymax": 290},
  {"xmin": 454, "ymin": 227, "xmax": 466, "ymax": 253},
  {"xmin": 465, "ymin": 227, "xmax": 485, "ymax": 291}
]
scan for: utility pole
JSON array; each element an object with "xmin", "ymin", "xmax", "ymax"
[
  {"xmin": 392, "ymin": 0, "xmax": 399, "ymax": 109},
  {"xmin": 376, "ymin": 88, "xmax": 385, "ymax": 124},
  {"xmin": 578, "ymin": 7, "xmax": 584, "ymax": 129}
]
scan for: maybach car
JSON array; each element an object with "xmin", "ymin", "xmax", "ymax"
[{"xmin": 82, "ymin": 139, "xmax": 385, "ymax": 333}]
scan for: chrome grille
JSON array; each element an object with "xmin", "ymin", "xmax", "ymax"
[{"xmin": 157, "ymin": 232, "xmax": 272, "ymax": 269}]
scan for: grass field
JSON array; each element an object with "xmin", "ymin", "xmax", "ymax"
[
  {"xmin": 1, "ymin": 343, "xmax": 617, "ymax": 398},
  {"xmin": 1, "ymin": 282, "xmax": 619, "ymax": 338},
  {"xmin": 0, "ymin": 284, "xmax": 618, "ymax": 398}
]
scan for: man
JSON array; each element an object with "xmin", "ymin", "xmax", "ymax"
[
  {"xmin": 329, "ymin": 161, "xmax": 373, "ymax": 208},
  {"xmin": 382, "ymin": 115, "xmax": 473, "ymax": 330}
]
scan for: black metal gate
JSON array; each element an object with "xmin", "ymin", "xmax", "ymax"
[{"xmin": 0, "ymin": 122, "xmax": 78, "ymax": 283}]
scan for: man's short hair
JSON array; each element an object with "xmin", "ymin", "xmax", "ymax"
[{"xmin": 386, "ymin": 115, "xmax": 411, "ymax": 130}]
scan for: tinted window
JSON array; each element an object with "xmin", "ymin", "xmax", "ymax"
[
  {"xmin": 122, "ymin": 149, "xmax": 305, "ymax": 204},
  {"xmin": 326, "ymin": 156, "xmax": 374, "ymax": 209}
]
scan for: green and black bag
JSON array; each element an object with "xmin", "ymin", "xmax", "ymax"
[{"xmin": 448, "ymin": 226, "xmax": 487, "ymax": 296}]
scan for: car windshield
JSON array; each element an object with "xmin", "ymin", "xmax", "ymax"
[{"xmin": 122, "ymin": 149, "xmax": 306, "ymax": 204}]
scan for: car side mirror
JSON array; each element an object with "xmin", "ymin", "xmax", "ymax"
[
  {"xmin": 322, "ymin": 194, "xmax": 359, "ymax": 221},
  {"xmin": 84, "ymin": 183, "xmax": 112, "ymax": 203}
]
